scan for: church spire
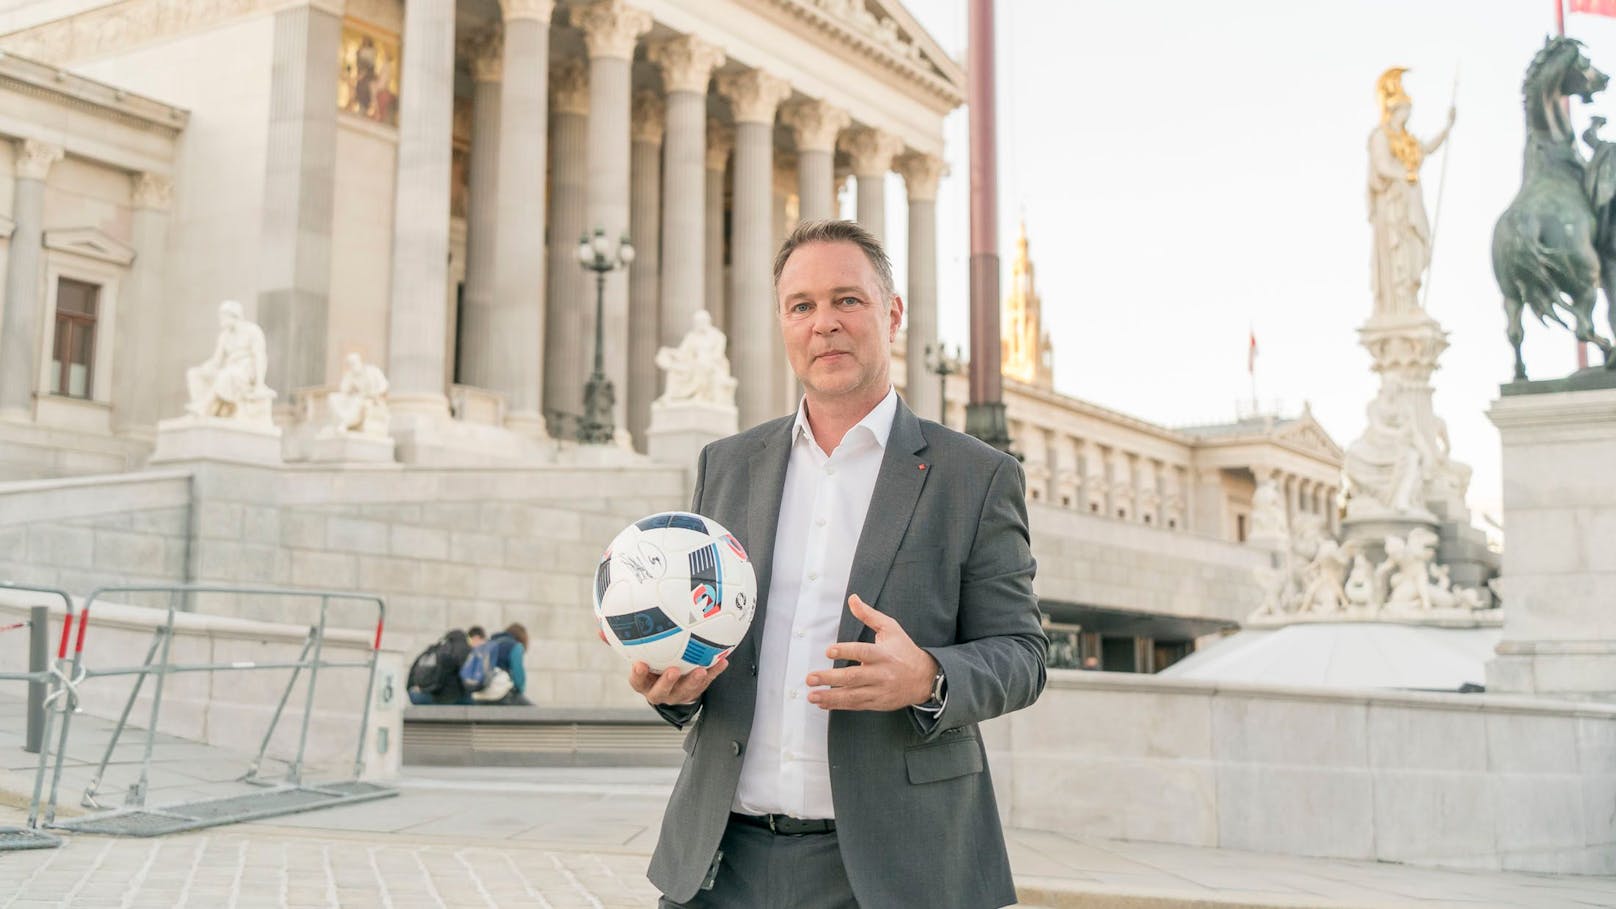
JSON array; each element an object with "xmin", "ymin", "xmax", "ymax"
[{"xmin": 1000, "ymin": 220, "xmax": 1053, "ymax": 388}]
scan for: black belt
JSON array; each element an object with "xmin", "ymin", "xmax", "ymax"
[{"xmin": 730, "ymin": 812, "xmax": 836, "ymax": 835}]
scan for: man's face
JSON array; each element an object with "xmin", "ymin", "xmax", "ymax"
[
  {"xmin": 469, "ymin": 634, "xmax": 486, "ymax": 648},
  {"xmin": 777, "ymin": 241, "xmax": 903, "ymax": 404}
]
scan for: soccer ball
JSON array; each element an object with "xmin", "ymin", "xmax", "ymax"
[{"xmin": 593, "ymin": 511, "xmax": 758, "ymax": 672}]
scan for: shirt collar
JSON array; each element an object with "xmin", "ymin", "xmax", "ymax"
[{"xmin": 792, "ymin": 386, "xmax": 899, "ymax": 452}]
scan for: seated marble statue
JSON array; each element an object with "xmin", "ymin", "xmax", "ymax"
[
  {"xmin": 655, "ymin": 310, "xmax": 737, "ymax": 407},
  {"xmin": 1344, "ymin": 389, "xmax": 1426, "ymax": 516},
  {"xmin": 185, "ymin": 300, "xmax": 275, "ymax": 425},
  {"xmin": 326, "ymin": 352, "xmax": 390, "ymax": 436},
  {"xmin": 1248, "ymin": 473, "xmax": 1288, "ymax": 542}
]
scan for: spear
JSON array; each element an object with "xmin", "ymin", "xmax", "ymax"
[{"xmin": 1419, "ymin": 66, "xmax": 1460, "ymax": 314}]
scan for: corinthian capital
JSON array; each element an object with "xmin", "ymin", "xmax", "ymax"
[
  {"xmin": 839, "ymin": 127, "xmax": 903, "ymax": 177},
  {"xmin": 469, "ymin": 26, "xmax": 504, "ymax": 83},
  {"xmin": 551, "ymin": 57, "xmax": 590, "ymax": 116},
  {"xmin": 132, "ymin": 173, "xmax": 173, "ymax": 211},
  {"xmin": 706, "ymin": 120, "xmax": 735, "ymax": 170},
  {"xmin": 499, "ymin": 0, "xmax": 556, "ymax": 22},
  {"xmin": 648, "ymin": 35, "xmax": 724, "ymax": 95},
  {"xmin": 631, "ymin": 90, "xmax": 666, "ymax": 144},
  {"xmin": 15, "ymin": 139, "xmax": 63, "ymax": 181},
  {"xmin": 716, "ymin": 69, "xmax": 791, "ymax": 125},
  {"xmin": 781, "ymin": 99, "xmax": 849, "ymax": 154},
  {"xmin": 894, "ymin": 151, "xmax": 946, "ymax": 201},
  {"xmin": 570, "ymin": 0, "xmax": 652, "ymax": 61}
]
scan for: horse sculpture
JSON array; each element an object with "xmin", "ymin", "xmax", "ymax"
[{"xmin": 1492, "ymin": 36, "xmax": 1615, "ymax": 380}]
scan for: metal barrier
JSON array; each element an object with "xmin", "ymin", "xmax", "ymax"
[
  {"xmin": 0, "ymin": 582, "xmax": 76, "ymax": 851},
  {"xmin": 28, "ymin": 583, "xmax": 396, "ymax": 837}
]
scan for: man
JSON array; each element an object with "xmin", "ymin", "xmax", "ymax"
[
  {"xmin": 631, "ymin": 220, "xmax": 1047, "ymax": 908},
  {"xmin": 407, "ymin": 625, "xmax": 486, "ymax": 705}
]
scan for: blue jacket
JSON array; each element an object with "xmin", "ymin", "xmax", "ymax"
[{"xmin": 487, "ymin": 633, "xmax": 527, "ymax": 693}]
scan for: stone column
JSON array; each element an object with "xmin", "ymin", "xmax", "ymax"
[
  {"xmin": 456, "ymin": 26, "xmax": 504, "ymax": 391},
  {"xmin": 387, "ymin": 0, "xmax": 459, "ymax": 433},
  {"xmin": 783, "ymin": 100, "xmax": 848, "ymax": 224},
  {"xmin": 772, "ymin": 149, "xmax": 798, "ymax": 413},
  {"xmin": 114, "ymin": 173, "xmax": 172, "ymax": 437},
  {"xmin": 0, "ymin": 140, "xmax": 63, "ymax": 420},
  {"xmin": 649, "ymin": 35, "xmax": 724, "ymax": 349},
  {"xmin": 543, "ymin": 58, "xmax": 589, "ymax": 427},
  {"xmin": 628, "ymin": 90, "xmax": 664, "ymax": 452},
  {"xmin": 839, "ymin": 126, "xmax": 902, "ymax": 245},
  {"xmin": 486, "ymin": 0, "xmax": 555, "ymax": 437},
  {"xmin": 716, "ymin": 68, "xmax": 792, "ymax": 429},
  {"xmin": 896, "ymin": 151, "xmax": 944, "ymax": 421},
  {"xmin": 704, "ymin": 121, "xmax": 733, "ymax": 338},
  {"xmin": 573, "ymin": 0, "xmax": 651, "ymax": 443},
  {"xmin": 258, "ymin": 1, "xmax": 340, "ymax": 402}
]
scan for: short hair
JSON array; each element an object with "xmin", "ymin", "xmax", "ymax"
[
  {"xmin": 467, "ymin": 625, "xmax": 487, "ymax": 640},
  {"xmin": 504, "ymin": 622, "xmax": 529, "ymax": 648},
  {"xmin": 771, "ymin": 219, "xmax": 896, "ymax": 304}
]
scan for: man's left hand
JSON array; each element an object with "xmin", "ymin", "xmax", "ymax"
[{"xmin": 806, "ymin": 594, "xmax": 938, "ymax": 711}]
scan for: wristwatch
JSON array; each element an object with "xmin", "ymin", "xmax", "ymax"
[{"xmin": 917, "ymin": 667, "xmax": 947, "ymax": 714}]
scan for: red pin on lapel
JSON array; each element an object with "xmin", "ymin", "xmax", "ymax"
[{"xmin": 918, "ymin": 463, "xmax": 927, "ymax": 470}]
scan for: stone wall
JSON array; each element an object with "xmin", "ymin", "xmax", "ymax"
[
  {"xmin": 1028, "ymin": 502, "xmax": 1267, "ymax": 625},
  {"xmin": 0, "ymin": 471, "xmax": 190, "ymax": 604},
  {"xmin": 986, "ymin": 671, "xmax": 1616, "ymax": 875}
]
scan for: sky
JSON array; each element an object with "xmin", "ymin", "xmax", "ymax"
[{"xmin": 873, "ymin": 0, "xmax": 1616, "ymax": 527}]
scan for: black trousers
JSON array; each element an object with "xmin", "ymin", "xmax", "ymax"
[{"xmin": 658, "ymin": 818, "xmax": 857, "ymax": 909}]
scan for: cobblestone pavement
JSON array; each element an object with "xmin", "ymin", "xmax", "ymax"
[{"xmin": 0, "ymin": 829, "xmax": 660, "ymax": 909}]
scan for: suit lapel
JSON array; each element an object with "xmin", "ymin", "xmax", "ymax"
[
  {"xmin": 740, "ymin": 420, "xmax": 793, "ymax": 667},
  {"xmin": 837, "ymin": 401, "xmax": 930, "ymax": 648}
]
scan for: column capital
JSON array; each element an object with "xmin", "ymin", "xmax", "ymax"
[
  {"xmin": 570, "ymin": 0, "xmax": 651, "ymax": 61},
  {"xmin": 648, "ymin": 34, "xmax": 724, "ymax": 95},
  {"xmin": 894, "ymin": 151, "xmax": 946, "ymax": 201},
  {"xmin": 551, "ymin": 57, "xmax": 590, "ymax": 115},
  {"xmin": 781, "ymin": 99, "xmax": 849, "ymax": 154},
  {"xmin": 706, "ymin": 120, "xmax": 735, "ymax": 169},
  {"xmin": 716, "ymin": 68, "xmax": 791, "ymax": 125},
  {"xmin": 15, "ymin": 139, "xmax": 63, "ymax": 180},
  {"xmin": 499, "ymin": 0, "xmax": 556, "ymax": 23},
  {"xmin": 631, "ymin": 90, "xmax": 665, "ymax": 144},
  {"xmin": 839, "ymin": 126, "xmax": 902, "ymax": 177},
  {"xmin": 469, "ymin": 26, "xmax": 504, "ymax": 82},
  {"xmin": 131, "ymin": 172, "xmax": 173, "ymax": 211}
]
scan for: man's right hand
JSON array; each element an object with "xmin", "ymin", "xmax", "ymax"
[{"xmin": 629, "ymin": 659, "xmax": 728, "ymax": 706}]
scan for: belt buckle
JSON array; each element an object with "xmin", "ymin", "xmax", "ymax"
[{"xmin": 767, "ymin": 814, "xmax": 778, "ymax": 834}]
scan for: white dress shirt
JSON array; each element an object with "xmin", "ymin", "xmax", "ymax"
[{"xmin": 733, "ymin": 387, "xmax": 898, "ymax": 820}]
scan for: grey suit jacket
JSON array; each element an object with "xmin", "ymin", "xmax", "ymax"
[{"xmin": 647, "ymin": 399, "xmax": 1047, "ymax": 909}]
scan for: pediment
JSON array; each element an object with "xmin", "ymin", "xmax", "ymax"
[
  {"xmin": 781, "ymin": 0, "xmax": 966, "ymax": 103},
  {"xmin": 43, "ymin": 226, "xmax": 135, "ymax": 266},
  {"xmin": 1276, "ymin": 416, "xmax": 1343, "ymax": 460}
]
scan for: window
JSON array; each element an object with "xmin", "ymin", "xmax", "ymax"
[
  {"xmin": 50, "ymin": 278, "xmax": 99, "ymax": 399},
  {"xmin": 1236, "ymin": 513, "xmax": 1248, "ymax": 543}
]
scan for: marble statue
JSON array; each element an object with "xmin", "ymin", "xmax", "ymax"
[
  {"xmin": 1377, "ymin": 527, "xmax": 1483, "ymax": 612},
  {"xmin": 655, "ymin": 310, "xmax": 737, "ymax": 407},
  {"xmin": 1368, "ymin": 67, "xmax": 1453, "ymax": 320},
  {"xmin": 1299, "ymin": 538, "xmax": 1359, "ymax": 614},
  {"xmin": 1248, "ymin": 472, "xmax": 1288, "ymax": 544},
  {"xmin": 1344, "ymin": 553, "xmax": 1377, "ymax": 607},
  {"xmin": 1493, "ymin": 37, "xmax": 1616, "ymax": 378},
  {"xmin": 326, "ymin": 352, "xmax": 390, "ymax": 437},
  {"xmin": 1344, "ymin": 382, "xmax": 1432, "ymax": 518},
  {"xmin": 185, "ymin": 300, "xmax": 275, "ymax": 426}
]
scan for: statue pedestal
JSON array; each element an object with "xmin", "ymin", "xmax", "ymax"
[
  {"xmin": 308, "ymin": 430, "xmax": 396, "ymax": 464},
  {"xmin": 646, "ymin": 400, "xmax": 737, "ymax": 480},
  {"xmin": 149, "ymin": 416, "xmax": 283, "ymax": 467},
  {"xmin": 1340, "ymin": 513, "xmax": 1440, "ymax": 566},
  {"xmin": 1485, "ymin": 385, "xmax": 1616, "ymax": 699}
]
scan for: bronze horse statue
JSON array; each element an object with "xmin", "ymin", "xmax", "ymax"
[{"xmin": 1492, "ymin": 36, "xmax": 1614, "ymax": 380}]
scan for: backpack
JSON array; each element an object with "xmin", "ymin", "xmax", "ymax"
[
  {"xmin": 459, "ymin": 638, "xmax": 499, "ymax": 693},
  {"xmin": 409, "ymin": 630, "xmax": 470, "ymax": 694}
]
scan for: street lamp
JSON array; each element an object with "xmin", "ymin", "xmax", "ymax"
[
  {"xmin": 923, "ymin": 342, "xmax": 963, "ymax": 426},
  {"xmin": 576, "ymin": 227, "xmax": 634, "ymax": 445}
]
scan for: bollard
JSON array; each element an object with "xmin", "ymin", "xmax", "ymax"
[{"xmin": 25, "ymin": 605, "xmax": 46, "ymax": 754}]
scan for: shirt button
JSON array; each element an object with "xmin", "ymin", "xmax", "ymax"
[
  {"xmin": 815, "ymin": 517, "xmax": 827, "ymax": 527},
  {"xmin": 789, "ymin": 689, "xmax": 799, "ymax": 699},
  {"xmin": 795, "ymin": 629, "xmax": 805, "ymax": 638},
  {"xmin": 731, "ymin": 740, "xmax": 743, "ymax": 756},
  {"xmin": 826, "ymin": 465, "xmax": 836, "ymax": 476},
  {"xmin": 808, "ymin": 571, "xmax": 818, "ymax": 581}
]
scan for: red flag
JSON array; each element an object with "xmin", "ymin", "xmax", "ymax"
[
  {"xmin": 1247, "ymin": 330, "xmax": 1258, "ymax": 375},
  {"xmin": 1571, "ymin": 0, "xmax": 1616, "ymax": 17}
]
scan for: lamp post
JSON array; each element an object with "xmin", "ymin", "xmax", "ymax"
[
  {"xmin": 924, "ymin": 342, "xmax": 963, "ymax": 426},
  {"xmin": 576, "ymin": 227, "xmax": 635, "ymax": 445}
]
